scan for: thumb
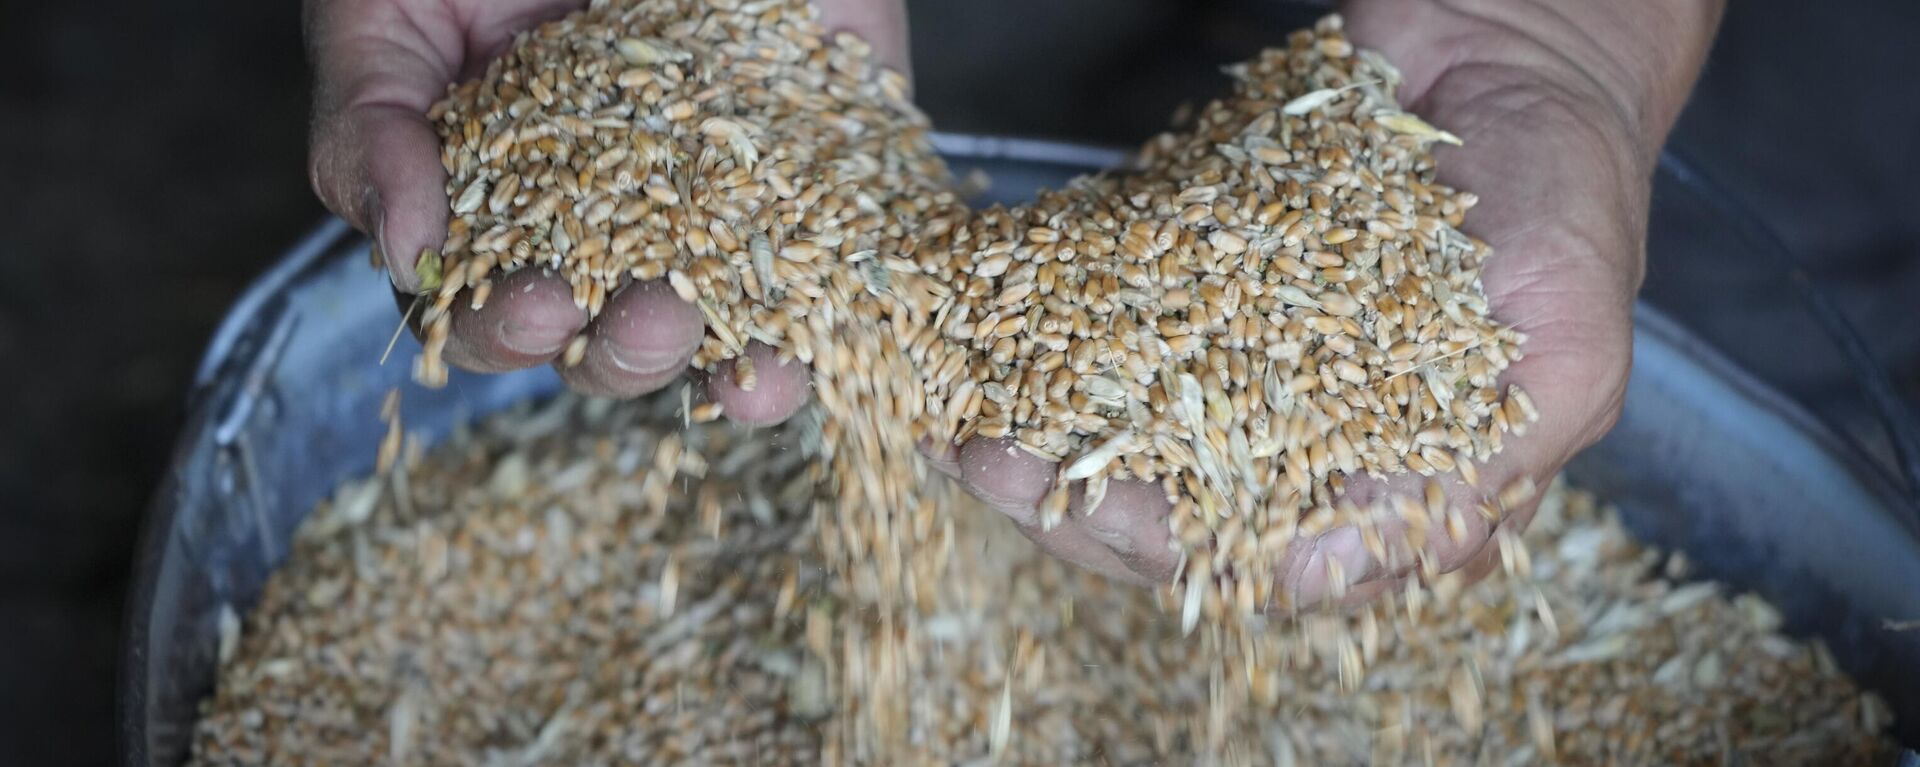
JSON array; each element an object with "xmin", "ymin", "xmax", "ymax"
[
  {"xmin": 312, "ymin": 104, "xmax": 450, "ymax": 293},
  {"xmin": 306, "ymin": 0, "xmax": 463, "ymax": 293}
]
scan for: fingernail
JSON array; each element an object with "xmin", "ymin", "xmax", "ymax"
[
  {"xmin": 369, "ymin": 196, "xmax": 406, "ymax": 292},
  {"xmin": 607, "ymin": 341, "xmax": 690, "ymax": 375},
  {"xmin": 498, "ymin": 319, "xmax": 574, "ymax": 357}
]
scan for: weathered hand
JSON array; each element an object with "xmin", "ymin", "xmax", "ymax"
[
  {"xmin": 305, "ymin": 0, "xmax": 907, "ymax": 420},
  {"xmin": 946, "ymin": 0, "xmax": 1722, "ymax": 606}
]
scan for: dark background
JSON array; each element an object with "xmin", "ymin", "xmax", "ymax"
[{"xmin": 0, "ymin": 0, "xmax": 1914, "ymax": 764}]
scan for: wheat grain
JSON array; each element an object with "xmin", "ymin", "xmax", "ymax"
[
  {"xmin": 188, "ymin": 392, "xmax": 1895, "ymax": 766},
  {"xmin": 253, "ymin": 1, "xmax": 1882, "ymax": 761}
]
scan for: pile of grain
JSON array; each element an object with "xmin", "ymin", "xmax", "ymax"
[
  {"xmin": 192, "ymin": 394, "xmax": 831, "ymax": 765},
  {"xmin": 189, "ymin": 392, "xmax": 1894, "ymax": 765}
]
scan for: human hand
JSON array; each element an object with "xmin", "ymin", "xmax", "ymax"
[
  {"xmin": 305, "ymin": 0, "xmax": 908, "ymax": 421},
  {"xmin": 939, "ymin": 0, "xmax": 1723, "ymax": 607}
]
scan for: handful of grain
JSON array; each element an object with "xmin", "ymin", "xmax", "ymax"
[
  {"xmin": 188, "ymin": 392, "xmax": 1895, "ymax": 765},
  {"xmin": 422, "ymin": 0, "xmax": 1533, "ymax": 622}
]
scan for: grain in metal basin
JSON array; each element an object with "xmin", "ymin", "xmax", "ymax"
[{"xmin": 121, "ymin": 135, "xmax": 1920, "ymax": 765}]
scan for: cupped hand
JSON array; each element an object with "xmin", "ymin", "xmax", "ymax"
[
  {"xmin": 305, "ymin": 0, "xmax": 907, "ymax": 420},
  {"xmin": 308, "ymin": 0, "xmax": 1714, "ymax": 609},
  {"xmin": 939, "ymin": 0, "xmax": 1720, "ymax": 608}
]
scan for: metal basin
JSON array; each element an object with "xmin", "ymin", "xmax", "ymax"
[{"xmin": 122, "ymin": 135, "xmax": 1920, "ymax": 765}]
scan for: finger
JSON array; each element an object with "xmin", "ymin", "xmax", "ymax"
[
  {"xmin": 1276, "ymin": 478, "xmax": 1408, "ymax": 610},
  {"xmin": 1070, "ymin": 479, "xmax": 1179, "ymax": 584},
  {"xmin": 1009, "ymin": 517, "xmax": 1156, "ymax": 587},
  {"xmin": 437, "ymin": 268, "xmax": 587, "ymax": 373},
  {"xmin": 306, "ymin": 0, "xmax": 465, "ymax": 293},
  {"xmin": 1296, "ymin": 462, "xmax": 1524, "ymax": 610},
  {"xmin": 812, "ymin": 0, "xmax": 912, "ymax": 78},
  {"xmin": 708, "ymin": 342, "xmax": 811, "ymax": 426},
  {"xmin": 952, "ymin": 438, "xmax": 1124, "ymax": 579},
  {"xmin": 455, "ymin": 2, "xmax": 589, "ymax": 77},
  {"xmin": 1285, "ymin": 525, "xmax": 1380, "ymax": 610},
  {"xmin": 955, "ymin": 437, "xmax": 1054, "ymax": 521},
  {"xmin": 556, "ymin": 279, "xmax": 704, "ymax": 398},
  {"xmin": 349, "ymin": 106, "xmax": 450, "ymax": 293},
  {"xmin": 955, "ymin": 438, "xmax": 1178, "ymax": 585}
]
